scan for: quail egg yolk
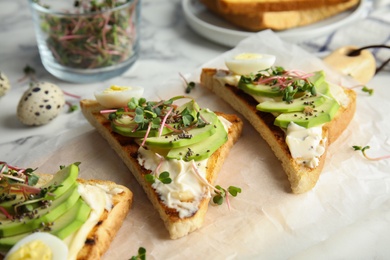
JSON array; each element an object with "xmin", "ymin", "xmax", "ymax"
[
  {"xmin": 94, "ymin": 85, "xmax": 144, "ymax": 108},
  {"xmin": 225, "ymin": 53, "xmax": 276, "ymax": 75},
  {"xmin": 7, "ymin": 240, "xmax": 52, "ymax": 260},
  {"xmin": 5, "ymin": 233, "xmax": 68, "ymax": 260}
]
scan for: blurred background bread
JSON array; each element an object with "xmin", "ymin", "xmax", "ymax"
[{"xmin": 200, "ymin": 0, "xmax": 360, "ymax": 31}]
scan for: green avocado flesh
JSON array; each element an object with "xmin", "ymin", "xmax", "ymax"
[
  {"xmin": 0, "ymin": 164, "xmax": 79, "ymax": 214},
  {"xmin": 256, "ymin": 80, "xmax": 331, "ymax": 113},
  {"xmin": 274, "ymin": 97, "xmax": 340, "ymax": 128},
  {"xmin": 0, "ymin": 164, "xmax": 92, "ymax": 249},
  {"xmin": 0, "ymin": 198, "xmax": 91, "ymax": 251},
  {"xmin": 240, "ymin": 70, "xmax": 339, "ymax": 128},
  {"xmin": 166, "ymin": 115, "xmax": 228, "ymax": 161},
  {"xmin": 144, "ymin": 109, "xmax": 218, "ymax": 149},
  {"xmin": 0, "ymin": 183, "xmax": 80, "ymax": 237}
]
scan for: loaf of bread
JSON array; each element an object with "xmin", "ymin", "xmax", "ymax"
[
  {"xmin": 200, "ymin": 68, "xmax": 356, "ymax": 194},
  {"xmin": 200, "ymin": 0, "xmax": 359, "ymax": 31},
  {"xmin": 80, "ymin": 99, "xmax": 243, "ymax": 239}
]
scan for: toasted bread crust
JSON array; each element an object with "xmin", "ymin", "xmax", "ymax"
[
  {"xmin": 200, "ymin": 68, "xmax": 356, "ymax": 194},
  {"xmin": 75, "ymin": 179, "xmax": 132, "ymax": 260},
  {"xmin": 200, "ymin": 0, "xmax": 359, "ymax": 31},
  {"xmin": 80, "ymin": 99, "xmax": 243, "ymax": 239},
  {"xmin": 213, "ymin": 0, "xmax": 354, "ymax": 13},
  {"xmin": 22, "ymin": 174, "xmax": 133, "ymax": 260}
]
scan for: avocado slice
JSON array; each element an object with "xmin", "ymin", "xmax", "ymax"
[
  {"xmin": 166, "ymin": 116, "xmax": 228, "ymax": 161},
  {"xmin": 0, "ymin": 183, "xmax": 80, "ymax": 237},
  {"xmin": 274, "ymin": 97, "xmax": 340, "ymax": 129},
  {"xmin": 238, "ymin": 70, "xmax": 325, "ymax": 98},
  {"xmin": 111, "ymin": 99, "xmax": 200, "ymax": 138},
  {"xmin": 256, "ymin": 80, "xmax": 331, "ymax": 113},
  {"xmin": 144, "ymin": 109, "xmax": 218, "ymax": 149},
  {"xmin": 0, "ymin": 164, "xmax": 79, "ymax": 214},
  {"xmin": 112, "ymin": 121, "xmax": 174, "ymax": 138},
  {"xmin": 0, "ymin": 198, "xmax": 91, "ymax": 251}
]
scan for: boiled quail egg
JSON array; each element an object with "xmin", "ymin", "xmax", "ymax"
[
  {"xmin": 5, "ymin": 232, "xmax": 68, "ymax": 260},
  {"xmin": 225, "ymin": 53, "xmax": 276, "ymax": 75},
  {"xmin": 94, "ymin": 85, "xmax": 144, "ymax": 108},
  {"xmin": 0, "ymin": 71, "xmax": 11, "ymax": 97},
  {"xmin": 17, "ymin": 81, "xmax": 65, "ymax": 126}
]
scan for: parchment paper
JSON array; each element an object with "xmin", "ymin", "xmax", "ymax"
[{"xmin": 13, "ymin": 31, "xmax": 390, "ymax": 259}]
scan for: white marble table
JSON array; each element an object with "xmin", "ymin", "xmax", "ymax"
[{"xmin": 1, "ymin": 0, "xmax": 390, "ymax": 259}]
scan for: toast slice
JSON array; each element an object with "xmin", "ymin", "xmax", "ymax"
[
  {"xmin": 200, "ymin": 0, "xmax": 359, "ymax": 31},
  {"xmin": 0, "ymin": 164, "xmax": 133, "ymax": 260},
  {"xmin": 214, "ymin": 0, "xmax": 355, "ymax": 13},
  {"xmin": 200, "ymin": 68, "xmax": 356, "ymax": 194},
  {"xmin": 80, "ymin": 98, "xmax": 243, "ymax": 239}
]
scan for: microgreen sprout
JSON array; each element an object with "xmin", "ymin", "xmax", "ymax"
[
  {"xmin": 351, "ymin": 84, "xmax": 374, "ymax": 95},
  {"xmin": 34, "ymin": 0, "xmax": 137, "ymax": 69},
  {"xmin": 18, "ymin": 64, "xmax": 37, "ymax": 83},
  {"xmin": 108, "ymin": 96, "xmax": 205, "ymax": 145},
  {"xmin": 353, "ymin": 145, "xmax": 390, "ymax": 161},
  {"xmin": 179, "ymin": 72, "xmax": 196, "ymax": 94},
  {"xmin": 190, "ymin": 161, "xmax": 241, "ymax": 208},
  {"xmin": 212, "ymin": 185, "xmax": 242, "ymax": 206},
  {"xmin": 239, "ymin": 66, "xmax": 316, "ymax": 103},
  {"xmin": 129, "ymin": 247, "xmax": 146, "ymax": 260},
  {"xmin": 145, "ymin": 171, "xmax": 172, "ymax": 184},
  {"xmin": 361, "ymin": 86, "xmax": 374, "ymax": 95}
]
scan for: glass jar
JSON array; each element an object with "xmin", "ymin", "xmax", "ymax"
[{"xmin": 28, "ymin": 0, "xmax": 140, "ymax": 83}]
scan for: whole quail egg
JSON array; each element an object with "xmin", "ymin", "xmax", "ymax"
[
  {"xmin": 0, "ymin": 71, "xmax": 11, "ymax": 97},
  {"xmin": 17, "ymin": 82, "xmax": 65, "ymax": 126},
  {"xmin": 5, "ymin": 232, "xmax": 68, "ymax": 260},
  {"xmin": 225, "ymin": 53, "xmax": 276, "ymax": 75}
]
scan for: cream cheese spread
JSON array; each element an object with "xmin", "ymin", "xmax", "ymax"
[
  {"xmin": 136, "ymin": 115, "xmax": 230, "ymax": 218},
  {"xmin": 138, "ymin": 147, "xmax": 209, "ymax": 219},
  {"xmin": 64, "ymin": 184, "xmax": 121, "ymax": 260},
  {"xmin": 286, "ymin": 122, "xmax": 326, "ymax": 168}
]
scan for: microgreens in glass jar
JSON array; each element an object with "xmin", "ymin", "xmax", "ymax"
[{"xmin": 29, "ymin": 0, "xmax": 140, "ymax": 83}]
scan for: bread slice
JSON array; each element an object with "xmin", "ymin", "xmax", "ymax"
[
  {"xmin": 200, "ymin": 68, "xmax": 356, "ymax": 194},
  {"xmin": 200, "ymin": 0, "xmax": 359, "ymax": 31},
  {"xmin": 80, "ymin": 99, "xmax": 243, "ymax": 239},
  {"xmin": 214, "ymin": 0, "xmax": 354, "ymax": 13},
  {"xmin": 73, "ymin": 178, "xmax": 132, "ymax": 260},
  {"xmin": 0, "ymin": 171, "xmax": 132, "ymax": 260}
]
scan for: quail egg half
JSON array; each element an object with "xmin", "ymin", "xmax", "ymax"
[
  {"xmin": 5, "ymin": 232, "xmax": 68, "ymax": 260},
  {"xmin": 17, "ymin": 82, "xmax": 65, "ymax": 126},
  {"xmin": 94, "ymin": 85, "xmax": 144, "ymax": 108},
  {"xmin": 225, "ymin": 53, "xmax": 276, "ymax": 75}
]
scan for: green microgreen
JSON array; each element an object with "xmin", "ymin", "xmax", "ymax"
[
  {"xmin": 361, "ymin": 86, "xmax": 374, "ymax": 95},
  {"xmin": 34, "ymin": 0, "xmax": 136, "ymax": 69},
  {"xmin": 239, "ymin": 66, "xmax": 316, "ymax": 103},
  {"xmin": 145, "ymin": 171, "xmax": 172, "ymax": 184},
  {"xmin": 18, "ymin": 64, "xmax": 37, "ymax": 83},
  {"xmin": 353, "ymin": 145, "xmax": 390, "ymax": 161},
  {"xmin": 212, "ymin": 185, "xmax": 242, "ymax": 205},
  {"xmin": 109, "ymin": 95, "xmax": 203, "ymax": 143},
  {"xmin": 179, "ymin": 72, "xmax": 196, "ymax": 94},
  {"xmin": 129, "ymin": 247, "xmax": 146, "ymax": 260}
]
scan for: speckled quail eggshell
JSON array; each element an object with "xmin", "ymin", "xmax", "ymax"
[
  {"xmin": 17, "ymin": 82, "xmax": 65, "ymax": 126},
  {"xmin": 0, "ymin": 71, "xmax": 11, "ymax": 97}
]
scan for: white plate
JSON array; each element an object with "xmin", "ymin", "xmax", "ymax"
[{"xmin": 182, "ymin": 0, "xmax": 372, "ymax": 47}]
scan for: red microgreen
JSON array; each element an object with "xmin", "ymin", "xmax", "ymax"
[
  {"xmin": 35, "ymin": 0, "xmax": 137, "ymax": 69},
  {"xmin": 353, "ymin": 145, "xmax": 390, "ymax": 161},
  {"xmin": 239, "ymin": 66, "xmax": 316, "ymax": 103}
]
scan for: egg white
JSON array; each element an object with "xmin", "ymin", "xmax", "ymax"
[
  {"xmin": 225, "ymin": 53, "xmax": 276, "ymax": 75},
  {"xmin": 94, "ymin": 85, "xmax": 144, "ymax": 108},
  {"xmin": 5, "ymin": 232, "xmax": 68, "ymax": 260}
]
